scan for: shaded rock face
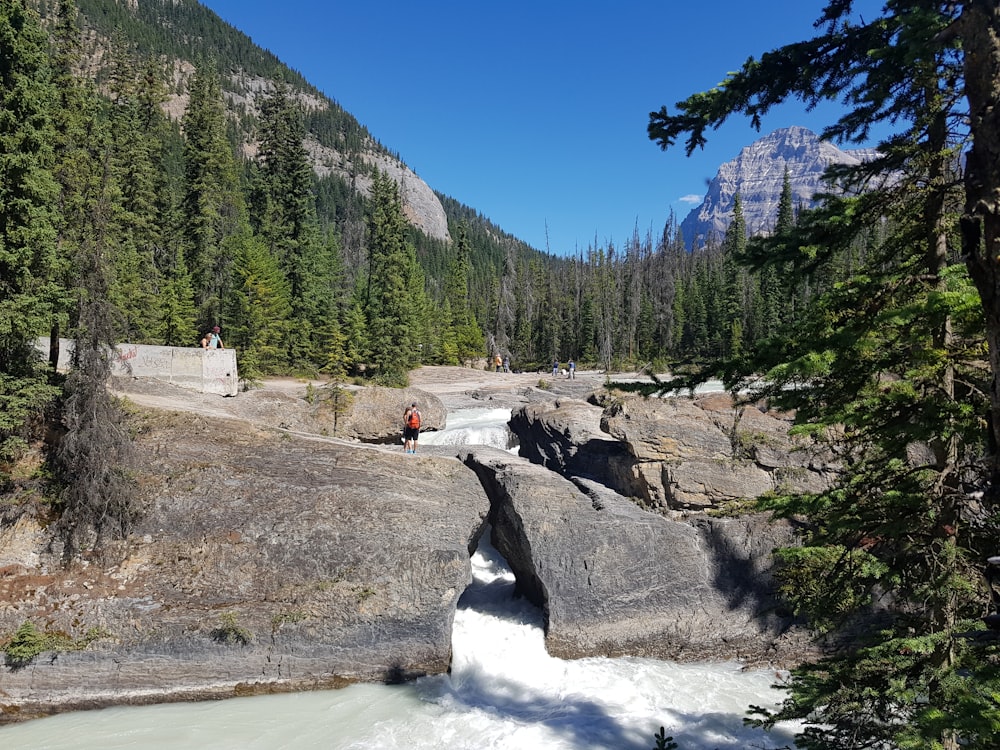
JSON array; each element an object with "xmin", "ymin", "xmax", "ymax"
[
  {"xmin": 509, "ymin": 398, "xmax": 642, "ymax": 499},
  {"xmin": 510, "ymin": 391, "xmax": 834, "ymax": 510},
  {"xmin": 460, "ymin": 448, "xmax": 808, "ymax": 663},
  {"xmin": 0, "ymin": 412, "xmax": 488, "ymax": 722}
]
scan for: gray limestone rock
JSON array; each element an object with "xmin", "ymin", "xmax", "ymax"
[
  {"xmin": 0, "ymin": 374, "xmax": 825, "ymax": 724},
  {"xmin": 681, "ymin": 126, "xmax": 880, "ymax": 248},
  {"xmin": 459, "ymin": 448, "xmax": 808, "ymax": 663},
  {"xmin": 0, "ymin": 413, "xmax": 488, "ymax": 721},
  {"xmin": 511, "ymin": 390, "xmax": 835, "ymax": 510}
]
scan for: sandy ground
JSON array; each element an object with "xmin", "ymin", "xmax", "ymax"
[
  {"xmin": 112, "ymin": 365, "xmax": 642, "ymax": 420},
  {"xmin": 407, "ymin": 365, "xmax": 612, "ymax": 408}
]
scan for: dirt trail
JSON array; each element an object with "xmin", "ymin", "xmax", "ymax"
[{"xmin": 113, "ymin": 365, "xmax": 624, "ymax": 419}]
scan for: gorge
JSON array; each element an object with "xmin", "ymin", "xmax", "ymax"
[
  {"xmin": 0, "ymin": 398, "xmax": 807, "ymax": 748},
  {"xmin": 0, "ymin": 366, "xmax": 817, "ymax": 726}
]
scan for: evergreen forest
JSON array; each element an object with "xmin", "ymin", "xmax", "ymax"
[
  {"xmin": 5, "ymin": 0, "xmax": 828, "ymax": 392},
  {"xmin": 4, "ymin": 1, "xmax": 1000, "ymax": 748}
]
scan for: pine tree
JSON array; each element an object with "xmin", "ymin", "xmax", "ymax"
[
  {"xmin": 342, "ymin": 298, "xmax": 369, "ymax": 375},
  {"xmin": 225, "ymin": 233, "xmax": 292, "ymax": 379},
  {"xmin": 445, "ymin": 224, "xmax": 484, "ymax": 365},
  {"xmin": 758, "ymin": 168, "xmax": 793, "ymax": 334},
  {"xmin": 0, "ymin": 0, "xmax": 63, "ymax": 463},
  {"xmin": 157, "ymin": 250, "xmax": 199, "ymax": 347},
  {"xmin": 181, "ymin": 62, "xmax": 245, "ymax": 330},
  {"xmin": 47, "ymin": 0, "xmax": 138, "ymax": 553},
  {"xmin": 960, "ymin": 2, "xmax": 1000, "ymax": 487},
  {"xmin": 104, "ymin": 37, "xmax": 167, "ymax": 343},
  {"xmin": 649, "ymin": 4, "xmax": 1000, "ymax": 748},
  {"xmin": 721, "ymin": 194, "xmax": 747, "ymax": 359},
  {"xmin": 145, "ymin": 66, "xmax": 197, "ymax": 346},
  {"xmin": 363, "ymin": 172, "xmax": 416, "ymax": 384},
  {"xmin": 252, "ymin": 82, "xmax": 331, "ymax": 367}
]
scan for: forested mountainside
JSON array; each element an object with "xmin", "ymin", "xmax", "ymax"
[
  {"xmin": 9, "ymin": 0, "xmax": 975, "ymax": 385},
  {"xmin": 27, "ymin": 0, "xmax": 855, "ymax": 380}
]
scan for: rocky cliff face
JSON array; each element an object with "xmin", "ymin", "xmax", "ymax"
[
  {"xmin": 509, "ymin": 390, "xmax": 837, "ymax": 511},
  {"xmin": 112, "ymin": 39, "xmax": 451, "ymax": 244},
  {"xmin": 680, "ymin": 126, "xmax": 879, "ymax": 248},
  {"xmin": 304, "ymin": 133, "xmax": 451, "ymax": 243}
]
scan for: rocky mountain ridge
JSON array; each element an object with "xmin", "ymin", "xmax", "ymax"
[
  {"xmin": 75, "ymin": 3, "xmax": 871, "ymax": 256},
  {"xmin": 681, "ymin": 126, "xmax": 879, "ymax": 248}
]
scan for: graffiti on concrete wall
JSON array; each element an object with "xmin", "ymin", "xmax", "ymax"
[{"xmin": 38, "ymin": 339, "xmax": 238, "ymax": 397}]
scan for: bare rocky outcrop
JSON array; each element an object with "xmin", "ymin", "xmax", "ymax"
[
  {"xmin": 0, "ymin": 368, "xmax": 821, "ymax": 723},
  {"xmin": 303, "ymin": 134, "xmax": 451, "ymax": 244},
  {"xmin": 460, "ymin": 447, "xmax": 809, "ymax": 663},
  {"xmin": 510, "ymin": 390, "xmax": 836, "ymax": 510},
  {"xmin": 0, "ymin": 412, "xmax": 489, "ymax": 722},
  {"xmin": 509, "ymin": 398, "xmax": 639, "ymax": 496},
  {"xmin": 109, "ymin": 378, "xmax": 446, "ymax": 444}
]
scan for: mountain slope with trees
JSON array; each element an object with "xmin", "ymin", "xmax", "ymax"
[{"xmin": 9, "ymin": 0, "xmax": 991, "ymax": 589}]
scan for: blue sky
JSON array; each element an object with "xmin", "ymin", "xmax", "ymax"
[{"xmin": 200, "ymin": 1, "xmax": 881, "ymax": 255}]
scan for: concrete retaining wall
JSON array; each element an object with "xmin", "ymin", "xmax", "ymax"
[{"xmin": 36, "ymin": 339, "xmax": 239, "ymax": 397}]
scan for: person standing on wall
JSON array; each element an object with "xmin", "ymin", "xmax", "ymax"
[
  {"xmin": 201, "ymin": 325, "xmax": 224, "ymax": 349},
  {"xmin": 403, "ymin": 402, "xmax": 421, "ymax": 454}
]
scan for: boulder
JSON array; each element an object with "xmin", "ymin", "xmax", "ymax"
[
  {"xmin": 0, "ymin": 412, "xmax": 488, "ymax": 721},
  {"xmin": 511, "ymin": 391, "xmax": 835, "ymax": 510},
  {"xmin": 459, "ymin": 447, "xmax": 809, "ymax": 663},
  {"xmin": 313, "ymin": 386, "xmax": 446, "ymax": 443}
]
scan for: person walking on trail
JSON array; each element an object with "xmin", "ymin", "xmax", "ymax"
[
  {"xmin": 568, "ymin": 359, "xmax": 576, "ymax": 379},
  {"xmin": 552, "ymin": 359, "xmax": 559, "ymax": 377},
  {"xmin": 201, "ymin": 325, "xmax": 224, "ymax": 349},
  {"xmin": 403, "ymin": 402, "xmax": 421, "ymax": 454}
]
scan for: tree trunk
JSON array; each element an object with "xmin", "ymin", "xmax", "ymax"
[
  {"xmin": 961, "ymin": 1, "xmax": 1000, "ymax": 488},
  {"xmin": 48, "ymin": 323, "xmax": 61, "ymax": 377}
]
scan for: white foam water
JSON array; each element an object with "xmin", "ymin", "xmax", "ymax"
[{"xmin": 420, "ymin": 407, "xmax": 517, "ymax": 451}]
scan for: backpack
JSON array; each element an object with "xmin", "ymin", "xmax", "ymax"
[{"xmin": 407, "ymin": 409, "xmax": 421, "ymax": 429}]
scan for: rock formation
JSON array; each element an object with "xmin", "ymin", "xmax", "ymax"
[
  {"xmin": 461, "ymin": 447, "xmax": 807, "ymax": 663},
  {"xmin": 0, "ymin": 410, "xmax": 489, "ymax": 722},
  {"xmin": 510, "ymin": 390, "xmax": 835, "ymax": 510},
  {"xmin": 0, "ymin": 369, "xmax": 819, "ymax": 723}
]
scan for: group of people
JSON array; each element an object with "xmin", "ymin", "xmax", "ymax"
[
  {"xmin": 493, "ymin": 353, "xmax": 511, "ymax": 373},
  {"xmin": 552, "ymin": 358, "xmax": 576, "ymax": 379},
  {"xmin": 200, "ymin": 326, "xmax": 224, "ymax": 349}
]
